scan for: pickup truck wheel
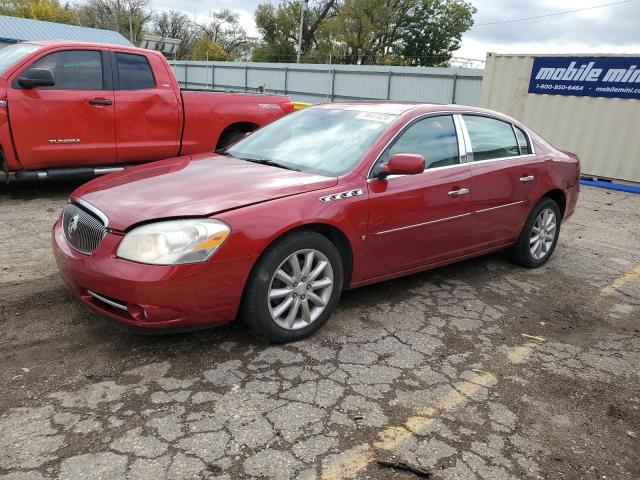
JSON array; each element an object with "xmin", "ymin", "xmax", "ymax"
[
  {"xmin": 507, "ymin": 197, "xmax": 561, "ymax": 268},
  {"xmin": 240, "ymin": 231, "xmax": 344, "ymax": 343}
]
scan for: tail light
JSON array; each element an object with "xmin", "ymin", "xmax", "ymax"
[{"xmin": 281, "ymin": 102, "xmax": 295, "ymax": 114}]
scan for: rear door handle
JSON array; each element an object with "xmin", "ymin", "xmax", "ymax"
[
  {"xmin": 448, "ymin": 187, "xmax": 469, "ymax": 197},
  {"xmin": 520, "ymin": 175, "xmax": 535, "ymax": 183},
  {"xmin": 89, "ymin": 98, "xmax": 112, "ymax": 106}
]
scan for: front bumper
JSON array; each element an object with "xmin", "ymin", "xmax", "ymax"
[{"xmin": 52, "ymin": 217, "xmax": 256, "ymax": 330}]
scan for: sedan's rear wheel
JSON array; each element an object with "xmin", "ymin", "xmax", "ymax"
[
  {"xmin": 507, "ymin": 197, "xmax": 561, "ymax": 268},
  {"xmin": 241, "ymin": 231, "xmax": 343, "ymax": 343}
]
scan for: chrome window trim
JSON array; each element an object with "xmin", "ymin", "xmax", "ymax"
[
  {"xmin": 366, "ymin": 110, "xmax": 536, "ymax": 180},
  {"xmin": 512, "ymin": 124, "xmax": 533, "ymax": 156},
  {"xmin": 452, "ymin": 114, "xmax": 468, "ymax": 164},
  {"xmin": 468, "ymin": 153, "xmax": 537, "ymax": 165},
  {"xmin": 457, "ymin": 113, "xmax": 473, "ymax": 162},
  {"xmin": 367, "ymin": 161, "xmax": 469, "ymax": 182},
  {"xmin": 460, "ymin": 113, "xmax": 537, "ymax": 162},
  {"xmin": 366, "ymin": 111, "xmax": 466, "ymax": 180},
  {"xmin": 76, "ymin": 198, "xmax": 109, "ymax": 228}
]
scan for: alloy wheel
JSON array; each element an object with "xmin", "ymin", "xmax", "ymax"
[
  {"xmin": 530, "ymin": 208, "xmax": 557, "ymax": 260},
  {"xmin": 268, "ymin": 249, "xmax": 334, "ymax": 330}
]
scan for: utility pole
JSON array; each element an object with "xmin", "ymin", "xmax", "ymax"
[
  {"xmin": 296, "ymin": 0, "xmax": 307, "ymax": 64},
  {"xmin": 129, "ymin": 15, "xmax": 134, "ymax": 44}
]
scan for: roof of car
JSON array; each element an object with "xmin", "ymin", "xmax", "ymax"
[
  {"xmin": 313, "ymin": 101, "xmax": 526, "ymax": 129},
  {"xmin": 315, "ymin": 101, "xmax": 492, "ymax": 116},
  {"xmin": 26, "ymin": 40, "xmax": 158, "ymax": 55}
]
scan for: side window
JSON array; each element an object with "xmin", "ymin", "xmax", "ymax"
[
  {"xmin": 115, "ymin": 53, "xmax": 155, "ymax": 90},
  {"xmin": 463, "ymin": 115, "xmax": 520, "ymax": 161},
  {"xmin": 386, "ymin": 115, "xmax": 460, "ymax": 170},
  {"xmin": 23, "ymin": 50, "xmax": 103, "ymax": 90},
  {"xmin": 514, "ymin": 126, "xmax": 532, "ymax": 155}
]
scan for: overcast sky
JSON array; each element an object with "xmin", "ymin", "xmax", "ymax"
[{"xmin": 150, "ymin": 0, "xmax": 640, "ymax": 62}]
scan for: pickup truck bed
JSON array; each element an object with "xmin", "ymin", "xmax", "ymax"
[{"xmin": 0, "ymin": 41, "xmax": 293, "ymax": 180}]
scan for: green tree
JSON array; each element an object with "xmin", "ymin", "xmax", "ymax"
[
  {"xmin": 330, "ymin": 0, "xmax": 402, "ymax": 64},
  {"xmin": 399, "ymin": 0, "xmax": 475, "ymax": 66},
  {"xmin": 151, "ymin": 10, "xmax": 197, "ymax": 59},
  {"xmin": 0, "ymin": 0, "xmax": 77, "ymax": 24},
  {"xmin": 76, "ymin": 0, "xmax": 153, "ymax": 43},
  {"xmin": 192, "ymin": 10, "xmax": 251, "ymax": 61},
  {"xmin": 253, "ymin": 0, "xmax": 337, "ymax": 63},
  {"xmin": 253, "ymin": 0, "xmax": 475, "ymax": 65}
]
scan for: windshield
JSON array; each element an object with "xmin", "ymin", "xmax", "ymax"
[
  {"xmin": 226, "ymin": 107, "xmax": 397, "ymax": 176},
  {"xmin": 0, "ymin": 43, "xmax": 43, "ymax": 76}
]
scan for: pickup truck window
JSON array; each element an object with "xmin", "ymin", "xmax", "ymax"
[
  {"xmin": 23, "ymin": 50, "xmax": 103, "ymax": 90},
  {"xmin": 0, "ymin": 43, "xmax": 43, "ymax": 75},
  {"xmin": 115, "ymin": 53, "xmax": 155, "ymax": 90}
]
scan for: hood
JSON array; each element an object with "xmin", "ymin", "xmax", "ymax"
[{"xmin": 72, "ymin": 154, "xmax": 338, "ymax": 231}]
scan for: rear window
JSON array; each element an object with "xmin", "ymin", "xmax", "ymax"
[{"xmin": 115, "ymin": 52, "xmax": 155, "ymax": 90}]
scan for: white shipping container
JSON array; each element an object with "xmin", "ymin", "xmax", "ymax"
[{"xmin": 480, "ymin": 53, "xmax": 640, "ymax": 184}]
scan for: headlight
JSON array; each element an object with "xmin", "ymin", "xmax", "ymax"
[{"xmin": 116, "ymin": 219, "xmax": 230, "ymax": 265}]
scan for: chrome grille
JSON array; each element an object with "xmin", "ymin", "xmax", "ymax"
[{"xmin": 62, "ymin": 203, "xmax": 107, "ymax": 255}]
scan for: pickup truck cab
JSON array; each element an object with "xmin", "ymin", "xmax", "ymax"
[{"xmin": 0, "ymin": 41, "xmax": 293, "ymax": 180}]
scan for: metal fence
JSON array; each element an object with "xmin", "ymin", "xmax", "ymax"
[{"xmin": 169, "ymin": 61, "xmax": 484, "ymax": 106}]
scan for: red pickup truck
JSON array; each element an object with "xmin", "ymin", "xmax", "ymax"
[{"xmin": 0, "ymin": 41, "xmax": 293, "ymax": 180}]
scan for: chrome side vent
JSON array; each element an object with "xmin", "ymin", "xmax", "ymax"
[{"xmin": 62, "ymin": 203, "xmax": 107, "ymax": 255}]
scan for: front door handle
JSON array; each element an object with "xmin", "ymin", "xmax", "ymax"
[
  {"xmin": 448, "ymin": 187, "xmax": 469, "ymax": 197},
  {"xmin": 89, "ymin": 98, "xmax": 112, "ymax": 106},
  {"xmin": 520, "ymin": 175, "xmax": 535, "ymax": 183}
]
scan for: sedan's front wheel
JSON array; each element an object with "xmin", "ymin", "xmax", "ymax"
[
  {"xmin": 240, "ymin": 231, "xmax": 344, "ymax": 343},
  {"xmin": 507, "ymin": 197, "xmax": 561, "ymax": 268}
]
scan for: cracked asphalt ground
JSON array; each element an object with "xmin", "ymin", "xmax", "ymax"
[{"xmin": 1, "ymin": 182, "xmax": 639, "ymax": 480}]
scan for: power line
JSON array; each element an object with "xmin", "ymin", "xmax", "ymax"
[{"xmin": 473, "ymin": 0, "xmax": 637, "ymax": 27}]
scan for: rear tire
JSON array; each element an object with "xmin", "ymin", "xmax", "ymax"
[
  {"xmin": 507, "ymin": 197, "xmax": 561, "ymax": 268},
  {"xmin": 240, "ymin": 230, "xmax": 344, "ymax": 343}
]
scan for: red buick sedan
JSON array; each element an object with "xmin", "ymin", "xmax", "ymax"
[{"xmin": 53, "ymin": 102, "xmax": 580, "ymax": 342}]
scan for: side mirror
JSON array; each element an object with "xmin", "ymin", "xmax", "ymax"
[
  {"xmin": 381, "ymin": 153, "xmax": 425, "ymax": 177},
  {"xmin": 17, "ymin": 68, "xmax": 55, "ymax": 89}
]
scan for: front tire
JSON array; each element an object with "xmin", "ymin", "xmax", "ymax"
[
  {"xmin": 507, "ymin": 197, "xmax": 561, "ymax": 268},
  {"xmin": 240, "ymin": 231, "xmax": 344, "ymax": 343}
]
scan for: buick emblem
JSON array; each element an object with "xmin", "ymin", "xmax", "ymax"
[{"xmin": 68, "ymin": 215, "xmax": 80, "ymax": 238}]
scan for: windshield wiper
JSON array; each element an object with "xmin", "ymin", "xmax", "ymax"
[
  {"xmin": 215, "ymin": 148, "xmax": 232, "ymax": 156},
  {"xmin": 238, "ymin": 156, "xmax": 300, "ymax": 172}
]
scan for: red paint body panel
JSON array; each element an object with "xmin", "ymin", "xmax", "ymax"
[
  {"xmin": 366, "ymin": 165, "xmax": 474, "ymax": 276},
  {"xmin": 0, "ymin": 41, "xmax": 291, "ymax": 173},
  {"xmin": 51, "ymin": 102, "xmax": 581, "ymax": 331},
  {"xmin": 53, "ymin": 220, "xmax": 256, "ymax": 327},
  {"xmin": 7, "ymin": 88, "xmax": 116, "ymax": 168},
  {"xmin": 72, "ymin": 154, "xmax": 338, "ymax": 231}
]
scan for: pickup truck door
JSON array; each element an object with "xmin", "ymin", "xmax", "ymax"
[
  {"xmin": 112, "ymin": 51, "xmax": 181, "ymax": 163},
  {"xmin": 6, "ymin": 49, "xmax": 116, "ymax": 169}
]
